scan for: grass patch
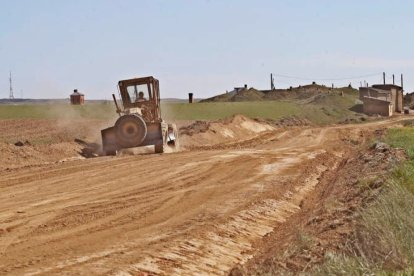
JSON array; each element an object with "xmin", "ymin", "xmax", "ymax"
[
  {"xmin": 385, "ymin": 128, "xmax": 414, "ymax": 194},
  {"xmin": 385, "ymin": 128, "xmax": 414, "ymax": 158},
  {"xmin": 392, "ymin": 161, "xmax": 414, "ymax": 195},
  {"xmin": 161, "ymin": 101, "xmax": 303, "ymax": 121},
  {"xmin": 162, "ymin": 95, "xmax": 360, "ymax": 124},
  {"xmin": 0, "ymin": 103, "xmax": 115, "ymax": 120},
  {"xmin": 314, "ymin": 253, "xmax": 373, "ymax": 275}
]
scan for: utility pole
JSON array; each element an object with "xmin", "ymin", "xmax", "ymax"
[
  {"xmin": 270, "ymin": 73, "xmax": 275, "ymax": 90},
  {"xmin": 9, "ymin": 71, "xmax": 14, "ymax": 99},
  {"xmin": 392, "ymin": 74, "xmax": 395, "ymax": 85}
]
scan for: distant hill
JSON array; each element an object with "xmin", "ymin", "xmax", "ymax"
[{"xmin": 200, "ymin": 84, "xmax": 358, "ymax": 103}]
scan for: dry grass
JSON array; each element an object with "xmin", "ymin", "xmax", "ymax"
[{"xmin": 314, "ymin": 182, "xmax": 414, "ymax": 275}]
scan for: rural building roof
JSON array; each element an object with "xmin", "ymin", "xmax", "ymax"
[
  {"xmin": 71, "ymin": 91, "xmax": 84, "ymax": 96},
  {"xmin": 372, "ymin": 84, "xmax": 402, "ymax": 90}
]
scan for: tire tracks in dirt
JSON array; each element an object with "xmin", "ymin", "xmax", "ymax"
[{"xmin": 0, "ymin": 116, "xmax": 413, "ymax": 275}]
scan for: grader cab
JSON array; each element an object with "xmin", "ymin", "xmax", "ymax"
[{"xmin": 101, "ymin": 76, "xmax": 178, "ymax": 155}]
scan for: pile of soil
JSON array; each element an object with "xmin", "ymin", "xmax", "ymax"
[
  {"xmin": 0, "ymin": 119, "xmax": 112, "ymax": 171},
  {"xmin": 0, "ymin": 142, "xmax": 84, "ymax": 171},
  {"xmin": 265, "ymin": 116, "xmax": 312, "ymax": 127},
  {"xmin": 179, "ymin": 114, "xmax": 274, "ymax": 148},
  {"xmin": 201, "ymin": 84, "xmax": 357, "ymax": 103},
  {"xmin": 231, "ymin": 88, "xmax": 265, "ymax": 102},
  {"xmin": 179, "ymin": 121, "xmax": 210, "ymax": 136}
]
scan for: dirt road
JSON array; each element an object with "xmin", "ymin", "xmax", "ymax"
[{"xmin": 0, "ymin": 118, "xmax": 410, "ymax": 275}]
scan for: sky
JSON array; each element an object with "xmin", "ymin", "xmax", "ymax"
[{"xmin": 1, "ymin": 0, "xmax": 414, "ymax": 100}]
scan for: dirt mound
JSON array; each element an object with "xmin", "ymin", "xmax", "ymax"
[
  {"xmin": 200, "ymin": 88, "xmax": 264, "ymax": 102},
  {"xmin": 179, "ymin": 120, "xmax": 210, "ymax": 136},
  {"xmin": 179, "ymin": 114, "xmax": 274, "ymax": 148},
  {"xmin": 231, "ymin": 88, "xmax": 265, "ymax": 102},
  {"xmin": 1, "ymin": 142, "xmax": 84, "ymax": 171},
  {"xmin": 201, "ymin": 84, "xmax": 357, "ymax": 103},
  {"xmin": 0, "ymin": 119, "xmax": 112, "ymax": 171},
  {"xmin": 266, "ymin": 116, "xmax": 312, "ymax": 127},
  {"xmin": 263, "ymin": 85, "xmax": 333, "ymax": 101}
]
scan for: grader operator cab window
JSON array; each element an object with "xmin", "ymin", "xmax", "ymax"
[{"xmin": 127, "ymin": 84, "xmax": 152, "ymax": 103}]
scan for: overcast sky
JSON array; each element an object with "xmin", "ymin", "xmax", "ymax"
[{"xmin": 1, "ymin": 0, "xmax": 413, "ymax": 99}]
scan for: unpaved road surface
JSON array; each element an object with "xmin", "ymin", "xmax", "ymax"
[{"xmin": 0, "ymin": 117, "xmax": 411, "ymax": 275}]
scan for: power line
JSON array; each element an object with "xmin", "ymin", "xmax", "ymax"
[{"xmin": 274, "ymin": 72, "xmax": 383, "ymax": 81}]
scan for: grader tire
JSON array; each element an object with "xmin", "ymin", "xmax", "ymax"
[
  {"xmin": 114, "ymin": 115, "xmax": 147, "ymax": 148},
  {"xmin": 105, "ymin": 150, "xmax": 117, "ymax": 156}
]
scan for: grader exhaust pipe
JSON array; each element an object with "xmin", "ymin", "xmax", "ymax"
[{"xmin": 112, "ymin": 94, "xmax": 121, "ymax": 115}]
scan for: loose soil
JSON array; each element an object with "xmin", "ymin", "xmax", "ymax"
[
  {"xmin": 0, "ymin": 119, "xmax": 112, "ymax": 171},
  {"xmin": 0, "ymin": 115, "xmax": 412, "ymax": 275}
]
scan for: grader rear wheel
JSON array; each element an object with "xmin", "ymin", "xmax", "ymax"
[
  {"xmin": 105, "ymin": 150, "xmax": 117, "ymax": 156},
  {"xmin": 114, "ymin": 115, "xmax": 147, "ymax": 148}
]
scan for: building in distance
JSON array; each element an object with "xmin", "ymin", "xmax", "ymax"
[{"xmin": 70, "ymin": 89, "xmax": 85, "ymax": 105}]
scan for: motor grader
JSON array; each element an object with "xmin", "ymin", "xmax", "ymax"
[{"xmin": 101, "ymin": 76, "xmax": 178, "ymax": 155}]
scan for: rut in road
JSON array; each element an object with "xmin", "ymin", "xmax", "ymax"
[{"xmin": 123, "ymin": 162, "xmax": 335, "ymax": 275}]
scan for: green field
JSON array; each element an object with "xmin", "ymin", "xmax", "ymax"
[
  {"xmin": 0, "ymin": 92, "xmax": 363, "ymax": 125},
  {"xmin": 0, "ymin": 102, "xmax": 115, "ymax": 120}
]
